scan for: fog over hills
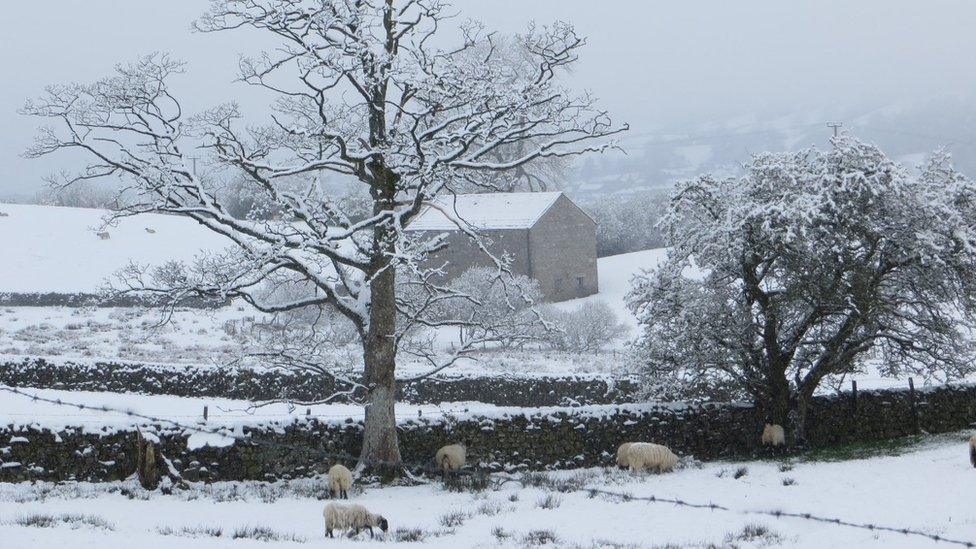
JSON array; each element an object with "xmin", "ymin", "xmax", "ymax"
[{"xmin": 566, "ymin": 94, "xmax": 976, "ymax": 199}]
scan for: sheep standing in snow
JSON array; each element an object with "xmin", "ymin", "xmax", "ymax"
[
  {"xmin": 328, "ymin": 464, "xmax": 352, "ymax": 499},
  {"xmin": 615, "ymin": 442, "xmax": 634, "ymax": 469},
  {"xmin": 435, "ymin": 443, "xmax": 466, "ymax": 473},
  {"xmin": 969, "ymin": 435, "xmax": 976, "ymax": 468},
  {"xmin": 323, "ymin": 503, "xmax": 388, "ymax": 539},
  {"xmin": 761, "ymin": 423, "xmax": 786, "ymax": 447},
  {"xmin": 624, "ymin": 442, "xmax": 679, "ymax": 474}
]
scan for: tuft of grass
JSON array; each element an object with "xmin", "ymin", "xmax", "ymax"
[
  {"xmin": 537, "ymin": 493, "xmax": 562, "ymax": 510},
  {"xmin": 443, "ymin": 471, "xmax": 490, "ymax": 493},
  {"xmin": 522, "ymin": 529, "xmax": 560, "ymax": 546},
  {"xmin": 725, "ymin": 523, "xmax": 784, "ymax": 545},
  {"xmin": 392, "ymin": 527, "xmax": 454, "ymax": 542},
  {"xmin": 733, "ymin": 466, "xmax": 749, "ymax": 479},
  {"xmin": 476, "ymin": 500, "xmax": 505, "ymax": 517},
  {"xmin": 782, "ymin": 477, "xmax": 797, "ymax": 486},
  {"xmin": 14, "ymin": 513, "xmax": 114, "ymax": 531},
  {"xmin": 439, "ymin": 511, "xmax": 469, "ymax": 528},
  {"xmin": 157, "ymin": 525, "xmax": 223, "ymax": 538},
  {"xmin": 508, "ymin": 493, "xmax": 520, "ymax": 502},
  {"xmin": 492, "ymin": 526, "xmax": 512, "ymax": 542},
  {"xmin": 231, "ymin": 525, "xmax": 306, "ymax": 543},
  {"xmin": 778, "ymin": 462, "xmax": 794, "ymax": 472}
]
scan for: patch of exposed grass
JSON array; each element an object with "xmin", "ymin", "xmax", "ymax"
[
  {"xmin": 796, "ymin": 435, "xmax": 927, "ymax": 463},
  {"xmin": 392, "ymin": 527, "xmax": 455, "ymax": 543},
  {"xmin": 537, "ymin": 493, "xmax": 562, "ymax": 509},
  {"xmin": 438, "ymin": 510, "xmax": 469, "ymax": 528},
  {"xmin": 231, "ymin": 525, "xmax": 306, "ymax": 543},
  {"xmin": 522, "ymin": 529, "xmax": 560, "ymax": 546},
  {"xmin": 12, "ymin": 513, "xmax": 114, "ymax": 531},
  {"xmin": 725, "ymin": 523, "xmax": 784, "ymax": 545},
  {"xmin": 157, "ymin": 525, "xmax": 223, "ymax": 538}
]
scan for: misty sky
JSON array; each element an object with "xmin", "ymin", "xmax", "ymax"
[{"xmin": 2, "ymin": 0, "xmax": 975, "ymax": 197}]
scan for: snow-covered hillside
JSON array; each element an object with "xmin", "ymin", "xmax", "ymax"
[
  {"xmin": 558, "ymin": 248, "xmax": 668, "ymax": 331},
  {"xmin": 0, "ymin": 203, "xmax": 230, "ymax": 293}
]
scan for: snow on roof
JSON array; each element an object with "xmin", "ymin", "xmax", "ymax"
[{"xmin": 406, "ymin": 192, "xmax": 564, "ymax": 231}]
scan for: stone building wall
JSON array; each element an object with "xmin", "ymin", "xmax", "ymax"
[{"xmin": 527, "ymin": 194, "xmax": 599, "ymax": 301}]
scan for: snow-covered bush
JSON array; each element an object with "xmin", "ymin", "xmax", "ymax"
[
  {"xmin": 628, "ymin": 135, "xmax": 976, "ymax": 443},
  {"xmin": 540, "ymin": 301, "xmax": 626, "ymax": 353},
  {"xmin": 439, "ymin": 267, "xmax": 545, "ymax": 348},
  {"xmin": 581, "ymin": 191, "xmax": 669, "ymax": 257}
]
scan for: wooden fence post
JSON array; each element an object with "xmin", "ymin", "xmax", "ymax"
[
  {"xmin": 203, "ymin": 406, "xmax": 208, "ymax": 422},
  {"xmin": 908, "ymin": 377, "xmax": 920, "ymax": 435}
]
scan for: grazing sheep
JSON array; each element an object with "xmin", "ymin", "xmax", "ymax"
[
  {"xmin": 616, "ymin": 442, "xmax": 634, "ymax": 469},
  {"xmin": 328, "ymin": 464, "xmax": 352, "ymax": 499},
  {"xmin": 761, "ymin": 424, "xmax": 786, "ymax": 447},
  {"xmin": 435, "ymin": 443, "xmax": 466, "ymax": 472},
  {"xmin": 323, "ymin": 503, "xmax": 388, "ymax": 539},
  {"xmin": 625, "ymin": 442, "xmax": 679, "ymax": 474},
  {"xmin": 969, "ymin": 436, "xmax": 976, "ymax": 468}
]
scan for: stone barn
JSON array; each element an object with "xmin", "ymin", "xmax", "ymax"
[{"xmin": 406, "ymin": 192, "xmax": 598, "ymax": 302}]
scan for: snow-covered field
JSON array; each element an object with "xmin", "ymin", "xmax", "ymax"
[{"xmin": 0, "ymin": 433, "xmax": 972, "ymax": 548}]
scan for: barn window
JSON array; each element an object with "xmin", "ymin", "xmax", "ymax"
[{"xmin": 576, "ymin": 276, "xmax": 584, "ymax": 288}]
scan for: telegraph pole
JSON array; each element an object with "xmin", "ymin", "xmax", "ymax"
[{"xmin": 826, "ymin": 122, "xmax": 843, "ymax": 138}]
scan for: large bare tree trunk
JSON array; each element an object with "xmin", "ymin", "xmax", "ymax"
[
  {"xmin": 763, "ymin": 362, "xmax": 793, "ymax": 445},
  {"xmin": 358, "ymin": 253, "xmax": 402, "ymax": 479}
]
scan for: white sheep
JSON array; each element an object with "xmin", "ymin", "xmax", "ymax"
[
  {"xmin": 761, "ymin": 423, "xmax": 786, "ymax": 447},
  {"xmin": 969, "ymin": 435, "xmax": 976, "ymax": 468},
  {"xmin": 625, "ymin": 442, "xmax": 679, "ymax": 474},
  {"xmin": 615, "ymin": 442, "xmax": 634, "ymax": 469},
  {"xmin": 328, "ymin": 464, "xmax": 352, "ymax": 500},
  {"xmin": 435, "ymin": 443, "xmax": 466, "ymax": 472},
  {"xmin": 323, "ymin": 503, "xmax": 388, "ymax": 539}
]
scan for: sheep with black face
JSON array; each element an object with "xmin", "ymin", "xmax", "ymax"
[{"xmin": 323, "ymin": 503, "xmax": 388, "ymax": 539}]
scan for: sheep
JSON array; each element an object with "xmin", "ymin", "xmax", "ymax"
[
  {"xmin": 328, "ymin": 464, "xmax": 352, "ymax": 499},
  {"xmin": 434, "ymin": 443, "xmax": 466, "ymax": 473},
  {"xmin": 624, "ymin": 442, "xmax": 679, "ymax": 474},
  {"xmin": 761, "ymin": 423, "xmax": 786, "ymax": 447},
  {"xmin": 969, "ymin": 435, "xmax": 976, "ymax": 468},
  {"xmin": 323, "ymin": 503, "xmax": 388, "ymax": 539},
  {"xmin": 615, "ymin": 442, "xmax": 634, "ymax": 469}
]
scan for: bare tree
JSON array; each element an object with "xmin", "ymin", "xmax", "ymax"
[
  {"xmin": 22, "ymin": 0, "xmax": 623, "ymax": 472},
  {"xmin": 628, "ymin": 136, "xmax": 976, "ymax": 445}
]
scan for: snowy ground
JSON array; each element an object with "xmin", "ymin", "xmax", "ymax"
[
  {"xmin": 0, "ymin": 203, "xmax": 230, "ymax": 294},
  {"xmin": 0, "ymin": 433, "xmax": 972, "ymax": 548},
  {"xmin": 0, "ymin": 301, "xmax": 626, "ymax": 376}
]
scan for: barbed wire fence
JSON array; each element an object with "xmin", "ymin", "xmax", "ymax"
[{"xmin": 1, "ymin": 384, "xmax": 973, "ymax": 547}]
